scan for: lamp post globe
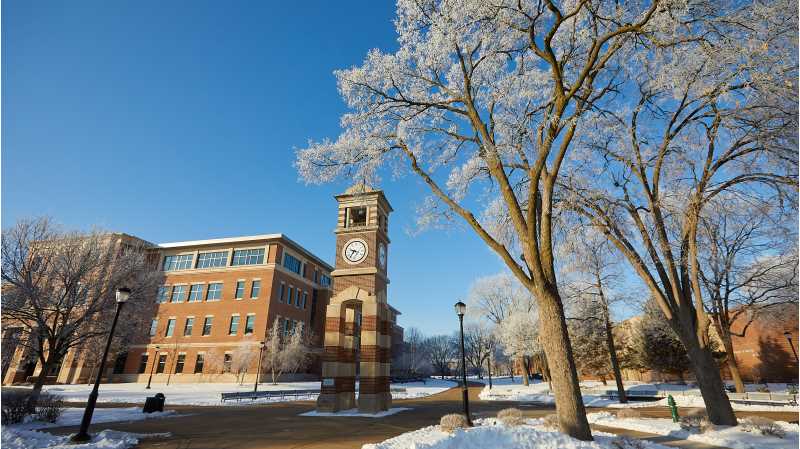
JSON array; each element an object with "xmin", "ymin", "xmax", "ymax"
[
  {"xmin": 454, "ymin": 300, "xmax": 472, "ymax": 426},
  {"xmin": 71, "ymin": 287, "xmax": 129, "ymax": 442}
]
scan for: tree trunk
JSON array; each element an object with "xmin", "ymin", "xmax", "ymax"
[
  {"xmin": 604, "ymin": 310, "xmax": 627, "ymax": 403},
  {"xmin": 521, "ymin": 357, "xmax": 530, "ymax": 386},
  {"xmin": 719, "ymin": 331, "xmax": 745, "ymax": 393},
  {"xmin": 679, "ymin": 328, "xmax": 737, "ymax": 426},
  {"xmin": 536, "ymin": 286, "xmax": 593, "ymax": 440}
]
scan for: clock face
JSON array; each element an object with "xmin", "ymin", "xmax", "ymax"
[
  {"xmin": 342, "ymin": 239, "xmax": 368, "ymax": 264},
  {"xmin": 378, "ymin": 244, "xmax": 386, "ymax": 269}
]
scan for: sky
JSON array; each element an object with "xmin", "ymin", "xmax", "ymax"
[{"xmin": 2, "ymin": 0, "xmax": 511, "ymax": 335}]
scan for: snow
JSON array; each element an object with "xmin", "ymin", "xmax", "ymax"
[
  {"xmin": 14, "ymin": 407, "xmax": 178, "ymax": 430},
  {"xmin": 27, "ymin": 379, "xmax": 455, "ymax": 406},
  {"xmin": 301, "ymin": 407, "xmax": 411, "ymax": 418},
  {"xmin": 362, "ymin": 417, "xmax": 670, "ymax": 449},
  {"xmin": 1, "ymin": 428, "xmax": 168, "ymax": 449},
  {"xmin": 478, "ymin": 378, "xmax": 798, "ymax": 412},
  {"xmin": 588, "ymin": 412, "xmax": 799, "ymax": 449}
]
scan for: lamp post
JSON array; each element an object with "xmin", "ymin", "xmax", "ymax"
[
  {"xmin": 71, "ymin": 287, "xmax": 130, "ymax": 442},
  {"xmin": 454, "ymin": 301, "xmax": 472, "ymax": 426},
  {"xmin": 784, "ymin": 331, "xmax": 798, "ymax": 363},
  {"xmin": 254, "ymin": 341, "xmax": 265, "ymax": 393},
  {"xmin": 146, "ymin": 345, "xmax": 160, "ymax": 389}
]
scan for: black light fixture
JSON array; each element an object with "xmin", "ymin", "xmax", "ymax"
[
  {"xmin": 784, "ymin": 331, "xmax": 798, "ymax": 363},
  {"xmin": 254, "ymin": 341, "xmax": 266, "ymax": 393},
  {"xmin": 454, "ymin": 300, "xmax": 472, "ymax": 426},
  {"xmin": 72, "ymin": 287, "xmax": 130, "ymax": 442},
  {"xmin": 146, "ymin": 345, "xmax": 160, "ymax": 389}
]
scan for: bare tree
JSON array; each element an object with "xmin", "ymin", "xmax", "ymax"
[
  {"xmin": 232, "ymin": 336, "xmax": 258, "ymax": 385},
  {"xmin": 463, "ymin": 322, "xmax": 493, "ymax": 378},
  {"xmin": 396, "ymin": 327, "xmax": 426, "ymax": 377},
  {"xmin": 1, "ymin": 217, "xmax": 161, "ymax": 402},
  {"xmin": 698, "ymin": 200, "xmax": 798, "ymax": 392},
  {"xmin": 261, "ymin": 319, "xmax": 314, "ymax": 384},
  {"xmin": 424, "ymin": 335, "xmax": 456, "ymax": 379}
]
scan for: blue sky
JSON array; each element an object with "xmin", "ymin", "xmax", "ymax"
[{"xmin": 2, "ymin": 0, "xmax": 510, "ymax": 335}]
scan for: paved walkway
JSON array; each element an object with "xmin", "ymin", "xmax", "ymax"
[{"xmin": 40, "ymin": 385, "xmax": 797, "ymax": 449}]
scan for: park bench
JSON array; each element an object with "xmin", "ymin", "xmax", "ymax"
[
  {"xmin": 601, "ymin": 390, "xmax": 660, "ymax": 400},
  {"xmin": 728, "ymin": 392, "xmax": 797, "ymax": 407},
  {"xmin": 220, "ymin": 389, "xmax": 320, "ymax": 403}
]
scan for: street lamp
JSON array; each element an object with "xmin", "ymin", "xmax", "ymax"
[
  {"xmin": 254, "ymin": 341, "xmax": 266, "ymax": 393},
  {"xmin": 454, "ymin": 300, "xmax": 472, "ymax": 426},
  {"xmin": 784, "ymin": 331, "xmax": 798, "ymax": 363},
  {"xmin": 71, "ymin": 287, "xmax": 130, "ymax": 442},
  {"xmin": 146, "ymin": 345, "xmax": 160, "ymax": 389}
]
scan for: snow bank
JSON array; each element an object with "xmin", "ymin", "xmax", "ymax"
[
  {"xmin": 1, "ymin": 428, "xmax": 165, "ymax": 449},
  {"xmin": 362, "ymin": 418, "xmax": 670, "ymax": 449},
  {"xmin": 588, "ymin": 412, "xmax": 799, "ymax": 449},
  {"xmin": 15, "ymin": 407, "xmax": 178, "ymax": 430}
]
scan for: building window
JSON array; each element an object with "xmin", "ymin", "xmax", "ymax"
[
  {"xmin": 138, "ymin": 354, "xmax": 148, "ymax": 374},
  {"xmin": 165, "ymin": 318, "xmax": 176, "ymax": 337},
  {"xmin": 194, "ymin": 354, "xmax": 204, "ymax": 373},
  {"xmin": 175, "ymin": 354, "xmax": 186, "ymax": 374},
  {"xmin": 229, "ymin": 315, "xmax": 240, "ymax": 335},
  {"xmin": 235, "ymin": 281, "xmax": 245, "ymax": 299},
  {"xmin": 202, "ymin": 317, "xmax": 213, "ymax": 336},
  {"xmin": 156, "ymin": 354, "xmax": 167, "ymax": 373},
  {"xmin": 223, "ymin": 354, "xmax": 232, "ymax": 373},
  {"xmin": 196, "ymin": 251, "xmax": 228, "ymax": 268},
  {"xmin": 287, "ymin": 286, "xmax": 294, "ymax": 305},
  {"xmin": 163, "ymin": 254, "xmax": 193, "ymax": 271},
  {"xmin": 171, "ymin": 285, "xmax": 187, "ymax": 303},
  {"xmin": 283, "ymin": 253, "xmax": 302, "ymax": 274},
  {"xmin": 206, "ymin": 283, "xmax": 223, "ymax": 301},
  {"xmin": 295, "ymin": 289, "xmax": 301, "ymax": 308},
  {"xmin": 302, "ymin": 291, "xmax": 308, "ymax": 309},
  {"xmin": 156, "ymin": 286, "xmax": 170, "ymax": 303},
  {"xmin": 113, "ymin": 352, "xmax": 128, "ymax": 374},
  {"xmin": 188, "ymin": 284, "xmax": 204, "ymax": 302},
  {"xmin": 320, "ymin": 274, "xmax": 331, "ymax": 287},
  {"xmin": 149, "ymin": 319, "xmax": 158, "ymax": 336},
  {"xmin": 278, "ymin": 283, "xmax": 285, "ymax": 302},
  {"xmin": 231, "ymin": 248, "xmax": 265, "ymax": 266},
  {"xmin": 251, "ymin": 280, "xmax": 260, "ymax": 298},
  {"xmin": 346, "ymin": 206, "xmax": 367, "ymax": 227},
  {"xmin": 314, "ymin": 269, "xmax": 319, "ymax": 283},
  {"xmin": 184, "ymin": 317, "xmax": 194, "ymax": 336},
  {"xmin": 244, "ymin": 315, "xmax": 255, "ymax": 335}
]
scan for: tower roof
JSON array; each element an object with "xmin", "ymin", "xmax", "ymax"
[{"xmin": 335, "ymin": 183, "xmax": 393, "ymax": 212}]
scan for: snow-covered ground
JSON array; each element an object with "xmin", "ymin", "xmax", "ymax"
[
  {"xmin": 2, "ymin": 407, "xmax": 177, "ymax": 449},
  {"xmin": 22, "ymin": 379, "xmax": 455, "ymax": 406},
  {"xmin": 477, "ymin": 378, "xmax": 798, "ymax": 412},
  {"xmin": 13, "ymin": 407, "xmax": 178, "ymax": 430},
  {"xmin": 588, "ymin": 412, "xmax": 799, "ymax": 449},
  {"xmin": 362, "ymin": 416, "xmax": 669, "ymax": 449},
  {"xmin": 1, "ymin": 429, "xmax": 169, "ymax": 449}
]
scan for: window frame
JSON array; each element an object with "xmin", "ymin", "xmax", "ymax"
[
  {"xmin": 229, "ymin": 315, "xmax": 240, "ymax": 335},
  {"xmin": 202, "ymin": 317, "xmax": 213, "ymax": 336}
]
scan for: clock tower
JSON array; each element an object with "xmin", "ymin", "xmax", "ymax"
[{"xmin": 316, "ymin": 184, "xmax": 394, "ymax": 414}]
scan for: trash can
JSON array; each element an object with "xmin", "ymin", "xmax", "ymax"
[{"xmin": 143, "ymin": 393, "xmax": 166, "ymax": 413}]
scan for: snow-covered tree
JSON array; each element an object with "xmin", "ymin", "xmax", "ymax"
[
  {"xmin": 627, "ymin": 300, "xmax": 691, "ymax": 382},
  {"xmin": 559, "ymin": 0, "xmax": 798, "ymax": 425},
  {"xmin": 497, "ymin": 307, "xmax": 541, "ymax": 386},
  {"xmin": 559, "ymin": 228, "xmax": 628, "ymax": 402},
  {"xmin": 467, "ymin": 273, "xmax": 531, "ymax": 325},
  {"xmin": 261, "ymin": 319, "xmax": 314, "ymax": 384},
  {"xmin": 463, "ymin": 322, "xmax": 494, "ymax": 378},
  {"xmin": 295, "ymin": 0, "xmax": 673, "ymax": 439}
]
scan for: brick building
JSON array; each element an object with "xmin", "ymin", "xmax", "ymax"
[{"xmin": 2, "ymin": 188, "xmax": 405, "ymax": 386}]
